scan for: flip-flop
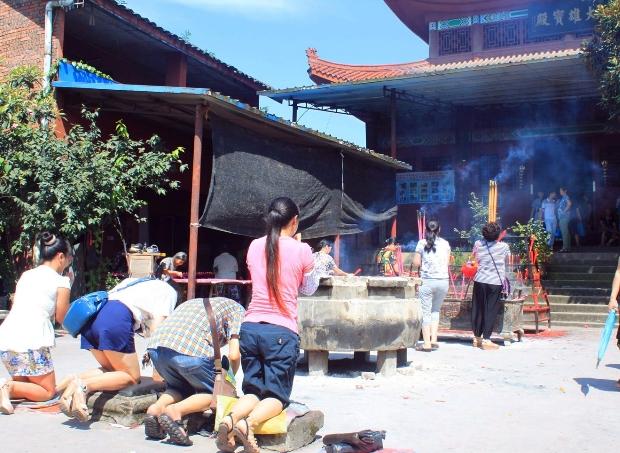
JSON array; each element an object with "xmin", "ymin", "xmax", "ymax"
[
  {"xmin": 70, "ymin": 380, "xmax": 89, "ymax": 422},
  {"xmin": 415, "ymin": 344, "xmax": 432, "ymax": 352},
  {"xmin": 159, "ymin": 414, "xmax": 193, "ymax": 446},
  {"xmin": 431, "ymin": 343, "xmax": 440, "ymax": 350},
  {"xmin": 233, "ymin": 418, "xmax": 260, "ymax": 453},
  {"xmin": 215, "ymin": 414, "xmax": 236, "ymax": 452},
  {"xmin": 144, "ymin": 414, "xmax": 166, "ymax": 440}
]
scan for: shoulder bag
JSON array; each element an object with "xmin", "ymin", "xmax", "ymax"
[
  {"xmin": 203, "ymin": 298, "xmax": 237, "ymax": 410},
  {"xmin": 485, "ymin": 241, "xmax": 511, "ymax": 299},
  {"xmin": 63, "ymin": 277, "xmax": 152, "ymax": 338}
]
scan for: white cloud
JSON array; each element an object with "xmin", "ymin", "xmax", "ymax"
[{"xmin": 164, "ymin": 0, "xmax": 303, "ymax": 15}]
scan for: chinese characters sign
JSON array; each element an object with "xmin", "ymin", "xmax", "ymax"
[
  {"xmin": 396, "ymin": 171, "xmax": 455, "ymax": 205},
  {"xmin": 528, "ymin": 1, "xmax": 599, "ymax": 39}
]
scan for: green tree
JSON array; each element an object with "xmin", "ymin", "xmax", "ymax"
[
  {"xmin": 0, "ymin": 66, "xmax": 186, "ymax": 291},
  {"xmin": 454, "ymin": 193, "xmax": 490, "ymax": 246},
  {"xmin": 584, "ymin": 0, "xmax": 620, "ymax": 120}
]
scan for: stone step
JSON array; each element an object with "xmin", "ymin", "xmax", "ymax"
[
  {"xmin": 545, "ymin": 273, "xmax": 614, "ymax": 281},
  {"xmin": 544, "ymin": 265, "xmax": 617, "ymax": 273},
  {"xmin": 547, "ymin": 295, "xmax": 610, "ymax": 305},
  {"xmin": 551, "ymin": 320, "xmax": 608, "ymax": 328},
  {"xmin": 549, "ymin": 252, "xmax": 619, "ymax": 262},
  {"xmin": 544, "ymin": 287, "xmax": 611, "ymax": 296},
  {"xmin": 549, "ymin": 303, "xmax": 611, "ymax": 314},
  {"xmin": 550, "ymin": 311, "xmax": 618, "ymax": 324},
  {"xmin": 543, "ymin": 279, "xmax": 611, "ymax": 288}
]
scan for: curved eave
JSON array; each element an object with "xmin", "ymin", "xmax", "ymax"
[{"xmin": 306, "ymin": 48, "xmax": 430, "ymax": 84}]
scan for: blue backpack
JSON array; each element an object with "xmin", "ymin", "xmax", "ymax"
[{"xmin": 63, "ymin": 277, "xmax": 152, "ymax": 337}]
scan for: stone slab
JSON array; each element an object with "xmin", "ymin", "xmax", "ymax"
[
  {"xmin": 258, "ymin": 410, "xmax": 324, "ymax": 452},
  {"xmin": 87, "ymin": 378, "xmax": 164, "ymax": 426},
  {"xmin": 307, "ymin": 351, "xmax": 329, "ymax": 376}
]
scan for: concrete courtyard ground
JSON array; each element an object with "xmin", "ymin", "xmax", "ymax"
[{"xmin": 1, "ymin": 328, "xmax": 618, "ymax": 453}]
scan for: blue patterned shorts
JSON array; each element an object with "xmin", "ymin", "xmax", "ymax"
[{"xmin": 0, "ymin": 347, "xmax": 54, "ymax": 377}]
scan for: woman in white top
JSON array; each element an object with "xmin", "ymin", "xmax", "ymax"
[
  {"xmin": 0, "ymin": 232, "xmax": 73, "ymax": 414},
  {"xmin": 413, "ymin": 221, "xmax": 451, "ymax": 351},
  {"xmin": 471, "ymin": 222, "xmax": 510, "ymax": 350},
  {"xmin": 57, "ymin": 277, "xmax": 176, "ymax": 421}
]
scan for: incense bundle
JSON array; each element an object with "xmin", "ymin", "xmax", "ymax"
[
  {"xmin": 488, "ymin": 180, "xmax": 498, "ymax": 223},
  {"xmin": 417, "ymin": 210, "xmax": 426, "ymax": 240}
]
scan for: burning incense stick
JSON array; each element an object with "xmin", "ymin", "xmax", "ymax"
[{"xmin": 488, "ymin": 180, "xmax": 498, "ymax": 222}]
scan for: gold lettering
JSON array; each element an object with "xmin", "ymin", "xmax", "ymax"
[
  {"xmin": 569, "ymin": 8, "xmax": 582, "ymax": 24},
  {"xmin": 553, "ymin": 9, "xmax": 565, "ymax": 26},
  {"xmin": 586, "ymin": 6, "xmax": 595, "ymax": 21}
]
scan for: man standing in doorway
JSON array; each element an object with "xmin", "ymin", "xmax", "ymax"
[
  {"xmin": 530, "ymin": 191, "xmax": 545, "ymax": 221},
  {"xmin": 558, "ymin": 187, "xmax": 572, "ymax": 252},
  {"xmin": 541, "ymin": 192, "xmax": 557, "ymax": 248}
]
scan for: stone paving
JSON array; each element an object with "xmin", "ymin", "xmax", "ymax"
[{"xmin": 1, "ymin": 328, "xmax": 618, "ymax": 452}]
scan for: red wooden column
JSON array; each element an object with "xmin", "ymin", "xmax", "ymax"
[{"xmin": 187, "ymin": 104, "xmax": 206, "ymax": 300}]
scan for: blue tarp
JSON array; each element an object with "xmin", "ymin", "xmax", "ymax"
[{"xmin": 57, "ymin": 61, "xmax": 116, "ymax": 85}]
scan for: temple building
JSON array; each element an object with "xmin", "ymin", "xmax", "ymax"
[{"xmin": 264, "ymin": 0, "xmax": 615, "ymax": 236}]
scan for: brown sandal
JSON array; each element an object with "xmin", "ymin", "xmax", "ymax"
[
  {"xmin": 233, "ymin": 418, "xmax": 260, "ymax": 453},
  {"xmin": 216, "ymin": 414, "xmax": 236, "ymax": 452}
]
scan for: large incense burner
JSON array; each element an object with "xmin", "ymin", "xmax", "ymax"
[{"xmin": 298, "ymin": 275, "xmax": 422, "ymax": 376}]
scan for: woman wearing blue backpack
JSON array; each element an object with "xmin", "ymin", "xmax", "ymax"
[
  {"xmin": 0, "ymin": 232, "xmax": 73, "ymax": 415},
  {"xmin": 57, "ymin": 277, "xmax": 177, "ymax": 421}
]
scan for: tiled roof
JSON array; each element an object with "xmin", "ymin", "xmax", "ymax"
[
  {"xmin": 307, "ymin": 47, "xmax": 582, "ymax": 84},
  {"xmin": 307, "ymin": 48, "xmax": 431, "ymax": 84},
  {"xmin": 94, "ymin": 0, "xmax": 269, "ymax": 91}
]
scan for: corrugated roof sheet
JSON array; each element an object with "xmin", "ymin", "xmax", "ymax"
[{"xmin": 93, "ymin": 0, "xmax": 270, "ymax": 91}]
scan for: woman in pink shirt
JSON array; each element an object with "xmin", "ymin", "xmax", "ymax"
[{"xmin": 216, "ymin": 197, "xmax": 317, "ymax": 453}]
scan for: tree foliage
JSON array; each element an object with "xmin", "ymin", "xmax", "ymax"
[
  {"xmin": 584, "ymin": 0, "xmax": 620, "ymax": 120},
  {"xmin": 0, "ymin": 66, "xmax": 186, "ymax": 291},
  {"xmin": 453, "ymin": 193, "xmax": 490, "ymax": 246}
]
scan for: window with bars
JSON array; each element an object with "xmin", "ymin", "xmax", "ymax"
[
  {"xmin": 483, "ymin": 19, "xmax": 562, "ymax": 50},
  {"xmin": 439, "ymin": 28, "xmax": 472, "ymax": 56}
]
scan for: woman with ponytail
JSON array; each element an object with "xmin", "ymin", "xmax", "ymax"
[
  {"xmin": 0, "ymin": 232, "xmax": 73, "ymax": 414},
  {"xmin": 216, "ymin": 197, "xmax": 317, "ymax": 453},
  {"xmin": 413, "ymin": 220, "xmax": 451, "ymax": 352}
]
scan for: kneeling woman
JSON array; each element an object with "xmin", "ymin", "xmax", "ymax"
[
  {"xmin": 216, "ymin": 197, "xmax": 319, "ymax": 453},
  {"xmin": 58, "ymin": 277, "xmax": 176, "ymax": 421},
  {"xmin": 0, "ymin": 233, "xmax": 73, "ymax": 414}
]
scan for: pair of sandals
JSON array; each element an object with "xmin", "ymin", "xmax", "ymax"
[
  {"xmin": 0, "ymin": 378, "xmax": 13, "ymax": 414},
  {"xmin": 144, "ymin": 413, "xmax": 193, "ymax": 446},
  {"xmin": 216, "ymin": 414, "xmax": 260, "ymax": 453},
  {"xmin": 59, "ymin": 377, "xmax": 89, "ymax": 422}
]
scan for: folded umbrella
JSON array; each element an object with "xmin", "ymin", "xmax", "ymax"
[{"xmin": 597, "ymin": 310, "xmax": 618, "ymax": 368}]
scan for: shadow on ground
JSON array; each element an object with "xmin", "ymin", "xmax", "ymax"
[{"xmin": 574, "ymin": 377, "xmax": 619, "ymax": 395}]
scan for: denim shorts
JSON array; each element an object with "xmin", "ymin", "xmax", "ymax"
[
  {"xmin": 148, "ymin": 347, "xmax": 215, "ymax": 399},
  {"xmin": 240, "ymin": 322, "xmax": 300, "ymax": 407}
]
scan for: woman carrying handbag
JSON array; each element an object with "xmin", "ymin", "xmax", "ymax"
[{"xmin": 470, "ymin": 222, "xmax": 510, "ymax": 350}]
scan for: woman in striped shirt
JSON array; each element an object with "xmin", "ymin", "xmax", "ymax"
[{"xmin": 471, "ymin": 222, "xmax": 510, "ymax": 350}]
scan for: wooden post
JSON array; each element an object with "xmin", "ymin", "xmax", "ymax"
[
  {"xmin": 390, "ymin": 90, "xmax": 397, "ymax": 159},
  {"xmin": 292, "ymin": 100, "xmax": 298, "ymax": 123},
  {"xmin": 390, "ymin": 91, "xmax": 398, "ymax": 239},
  {"xmin": 187, "ymin": 104, "xmax": 205, "ymax": 301}
]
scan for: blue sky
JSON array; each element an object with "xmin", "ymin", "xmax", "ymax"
[{"xmin": 123, "ymin": 0, "xmax": 428, "ymax": 146}]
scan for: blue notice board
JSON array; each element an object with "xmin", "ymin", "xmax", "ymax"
[
  {"xmin": 528, "ymin": 1, "xmax": 599, "ymax": 39},
  {"xmin": 396, "ymin": 171, "xmax": 455, "ymax": 205}
]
